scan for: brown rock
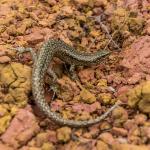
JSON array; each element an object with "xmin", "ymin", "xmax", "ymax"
[
  {"xmin": 94, "ymin": 0, "xmax": 108, "ymax": 7},
  {"xmin": 123, "ymin": 119, "xmax": 136, "ymax": 130},
  {"xmin": 112, "ymin": 127, "xmax": 128, "ymax": 136},
  {"xmin": 112, "ymin": 143, "xmax": 150, "ymax": 150},
  {"xmin": 0, "ymin": 143, "xmax": 13, "ymax": 150},
  {"xmin": 35, "ymin": 132, "xmax": 50, "ymax": 147},
  {"xmin": 98, "ymin": 93, "xmax": 112, "ymax": 105},
  {"xmin": 99, "ymin": 132, "xmax": 116, "ymax": 145},
  {"xmin": 0, "ymin": 56, "xmax": 11, "ymax": 63},
  {"xmin": 96, "ymin": 140, "xmax": 109, "ymax": 150},
  {"xmin": 42, "ymin": 143, "xmax": 55, "ymax": 150},
  {"xmin": 127, "ymin": 81, "xmax": 150, "ymax": 113},
  {"xmin": 127, "ymin": 84, "xmax": 142, "ymax": 108},
  {"xmin": 1, "ymin": 106, "xmax": 40, "ymax": 149},
  {"xmin": 46, "ymin": 0, "xmax": 56, "ymax": 6},
  {"xmin": 134, "ymin": 114, "xmax": 147, "ymax": 125},
  {"xmin": 0, "ymin": 105, "xmax": 12, "ymax": 134},
  {"xmin": 0, "ymin": 64, "xmax": 17, "ymax": 85},
  {"xmin": 28, "ymin": 147, "xmax": 41, "ymax": 150},
  {"xmin": 57, "ymin": 76, "xmax": 80, "ymax": 101},
  {"xmin": 99, "ymin": 121, "xmax": 112, "ymax": 131},
  {"xmin": 78, "ymin": 68, "xmax": 96, "ymax": 84},
  {"xmin": 112, "ymin": 107, "xmax": 128, "ymax": 127},
  {"xmin": 25, "ymin": 29, "xmax": 44, "ymax": 44},
  {"xmin": 138, "ymin": 81, "xmax": 150, "ymax": 113},
  {"xmin": 80, "ymin": 88, "xmax": 96, "ymax": 104},
  {"xmin": 141, "ymin": 126, "xmax": 150, "ymax": 139},
  {"xmin": 0, "ymin": 62, "xmax": 32, "ymax": 107},
  {"xmin": 127, "ymin": 73, "xmax": 142, "ymax": 84},
  {"xmin": 121, "ymin": 36, "xmax": 150, "ymax": 77},
  {"xmin": 56, "ymin": 127, "xmax": 72, "ymax": 143},
  {"xmin": 73, "ymin": 0, "xmax": 89, "ymax": 5}
]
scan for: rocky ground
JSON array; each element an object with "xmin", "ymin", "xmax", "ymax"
[{"xmin": 0, "ymin": 0, "xmax": 150, "ymax": 150}]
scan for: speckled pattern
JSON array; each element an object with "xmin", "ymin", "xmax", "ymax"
[{"xmin": 32, "ymin": 39, "xmax": 120, "ymax": 127}]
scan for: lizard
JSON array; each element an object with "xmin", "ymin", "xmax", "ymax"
[{"xmin": 15, "ymin": 39, "xmax": 121, "ymax": 128}]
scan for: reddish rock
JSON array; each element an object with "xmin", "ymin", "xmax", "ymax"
[
  {"xmin": 0, "ymin": 143, "xmax": 13, "ymax": 150},
  {"xmin": 56, "ymin": 127, "xmax": 72, "ymax": 143},
  {"xmin": 1, "ymin": 106, "xmax": 40, "ymax": 149},
  {"xmin": 99, "ymin": 132, "xmax": 116, "ymax": 145},
  {"xmin": 112, "ymin": 143, "xmax": 150, "ymax": 150},
  {"xmin": 0, "ymin": 56, "xmax": 11, "ymax": 63},
  {"xmin": 127, "ymin": 73, "xmax": 142, "ymax": 84},
  {"xmin": 72, "ymin": 101, "xmax": 101, "ymax": 113},
  {"xmin": 117, "ymin": 86, "xmax": 131, "ymax": 96},
  {"xmin": 112, "ymin": 107, "xmax": 128, "ymax": 127},
  {"xmin": 125, "ymin": 0, "xmax": 139, "ymax": 11},
  {"xmin": 141, "ymin": 126, "xmax": 150, "ymax": 139},
  {"xmin": 112, "ymin": 127, "xmax": 128, "ymax": 136},
  {"xmin": 24, "ymin": 28, "xmax": 44, "ymax": 44},
  {"xmin": 120, "ymin": 36, "xmax": 150, "ymax": 79},
  {"xmin": 134, "ymin": 114, "xmax": 147, "ymax": 125},
  {"xmin": 78, "ymin": 68, "xmax": 96, "ymax": 84}
]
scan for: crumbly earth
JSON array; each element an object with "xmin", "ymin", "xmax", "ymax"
[{"xmin": 0, "ymin": 0, "xmax": 150, "ymax": 149}]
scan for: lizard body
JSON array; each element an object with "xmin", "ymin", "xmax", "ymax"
[{"xmin": 18, "ymin": 39, "xmax": 120, "ymax": 127}]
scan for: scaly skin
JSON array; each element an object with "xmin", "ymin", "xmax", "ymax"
[{"xmin": 30, "ymin": 39, "xmax": 120, "ymax": 127}]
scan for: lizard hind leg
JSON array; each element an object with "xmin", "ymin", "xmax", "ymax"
[
  {"xmin": 69, "ymin": 64, "xmax": 80, "ymax": 81},
  {"xmin": 48, "ymin": 83, "xmax": 60, "ymax": 101},
  {"xmin": 46, "ymin": 68, "xmax": 61, "ymax": 101}
]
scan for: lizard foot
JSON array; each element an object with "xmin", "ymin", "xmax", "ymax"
[
  {"xmin": 10, "ymin": 47, "xmax": 37, "ymax": 61},
  {"xmin": 48, "ymin": 83, "xmax": 60, "ymax": 101},
  {"xmin": 69, "ymin": 64, "xmax": 80, "ymax": 81}
]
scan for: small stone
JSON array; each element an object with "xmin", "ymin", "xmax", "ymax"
[
  {"xmin": 78, "ymin": 68, "xmax": 95, "ymax": 84},
  {"xmin": 127, "ymin": 85, "xmax": 142, "ymax": 108},
  {"xmin": 76, "ymin": 111, "xmax": 91, "ymax": 121},
  {"xmin": 1, "ymin": 107, "xmax": 40, "ymax": 149},
  {"xmin": 16, "ymin": 24, "xmax": 27, "ymax": 35},
  {"xmin": 112, "ymin": 127, "xmax": 128, "ymax": 136},
  {"xmin": 0, "ymin": 56, "xmax": 11, "ymax": 63},
  {"xmin": 42, "ymin": 143, "xmax": 55, "ymax": 150},
  {"xmin": 98, "ymin": 93, "xmax": 112, "ymax": 104},
  {"xmin": 134, "ymin": 114, "xmax": 147, "ymax": 125},
  {"xmin": 94, "ymin": 0, "xmax": 108, "ymax": 7},
  {"xmin": 29, "ymin": 147, "xmax": 41, "ymax": 150},
  {"xmin": 36, "ymin": 132, "xmax": 49, "ymax": 147},
  {"xmin": 97, "ymin": 79, "xmax": 108, "ymax": 89},
  {"xmin": 141, "ymin": 126, "xmax": 150, "ymax": 139},
  {"xmin": 128, "ymin": 17, "xmax": 145, "ymax": 34},
  {"xmin": 0, "ymin": 106, "xmax": 11, "ymax": 134},
  {"xmin": 127, "ymin": 73, "xmax": 141, "ymax": 84},
  {"xmin": 61, "ymin": 6, "xmax": 73, "ymax": 15},
  {"xmin": 56, "ymin": 127, "xmax": 71, "ymax": 143},
  {"xmin": 0, "ymin": 143, "xmax": 13, "ymax": 150},
  {"xmin": 90, "ymin": 30, "xmax": 100, "ymax": 37},
  {"xmin": 7, "ymin": 25, "xmax": 17, "ymax": 36},
  {"xmin": 25, "ymin": 30, "xmax": 44, "ymax": 44},
  {"xmin": 99, "ymin": 121, "xmax": 112, "ymax": 131},
  {"xmin": 112, "ymin": 143, "xmax": 150, "ymax": 150},
  {"xmin": 112, "ymin": 107, "xmax": 128, "ymax": 127},
  {"xmin": 80, "ymin": 88, "xmax": 96, "ymax": 104},
  {"xmin": 46, "ymin": 0, "xmax": 56, "ymax": 6},
  {"xmin": 73, "ymin": 0, "xmax": 89, "ymax": 5},
  {"xmin": 0, "ymin": 64, "xmax": 16, "ymax": 85},
  {"xmin": 96, "ymin": 140, "xmax": 109, "ymax": 150},
  {"xmin": 99, "ymin": 132, "xmax": 115, "ymax": 145},
  {"xmin": 123, "ymin": 119, "xmax": 136, "ymax": 131},
  {"xmin": 138, "ymin": 81, "xmax": 150, "ymax": 113},
  {"xmin": 145, "ymin": 26, "xmax": 150, "ymax": 35}
]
